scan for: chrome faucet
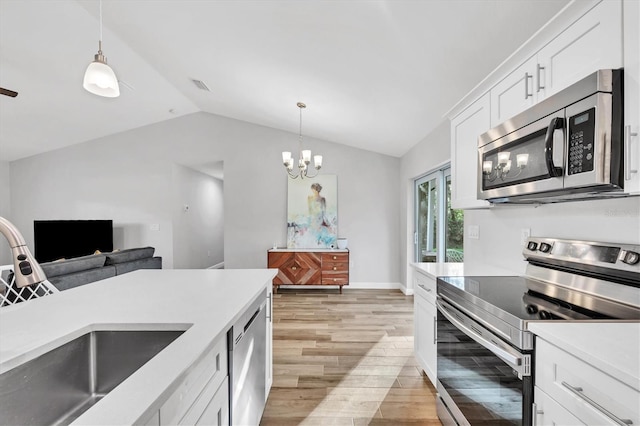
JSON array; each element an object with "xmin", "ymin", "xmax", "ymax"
[{"xmin": 0, "ymin": 216, "xmax": 46, "ymax": 288}]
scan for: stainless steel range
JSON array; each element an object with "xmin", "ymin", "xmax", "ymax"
[{"xmin": 435, "ymin": 237, "xmax": 640, "ymax": 426}]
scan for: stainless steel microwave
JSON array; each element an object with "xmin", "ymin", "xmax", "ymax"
[{"xmin": 478, "ymin": 69, "xmax": 624, "ymax": 203}]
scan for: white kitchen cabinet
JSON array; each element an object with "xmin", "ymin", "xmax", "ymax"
[
  {"xmin": 450, "ymin": 92, "xmax": 491, "ymax": 209},
  {"xmin": 160, "ymin": 334, "xmax": 229, "ymax": 425},
  {"xmin": 535, "ymin": 337, "xmax": 639, "ymax": 426},
  {"xmin": 265, "ymin": 284, "xmax": 273, "ymax": 398},
  {"xmin": 623, "ymin": 0, "xmax": 640, "ymax": 194},
  {"xmin": 490, "ymin": 56, "xmax": 537, "ymax": 126},
  {"xmin": 533, "ymin": 386, "xmax": 585, "ymax": 426},
  {"xmin": 185, "ymin": 377, "xmax": 229, "ymax": 426},
  {"xmin": 490, "ymin": 0, "xmax": 623, "ymax": 128},
  {"xmin": 413, "ymin": 270, "xmax": 437, "ymax": 386}
]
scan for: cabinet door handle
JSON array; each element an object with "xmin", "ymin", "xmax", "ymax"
[
  {"xmin": 417, "ymin": 283, "xmax": 432, "ymax": 293},
  {"xmin": 525, "ymin": 72, "xmax": 533, "ymax": 99},
  {"xmin": 291, "ymin": 266, "xmax": 297, "ymax": 270},
  {"xmin": 536, "ymin": 64, "xmax": 545, "ymax": 92},
  {"xmin": 433, "ymin": 316, "xmax": 437, "ymax": 345},
  {"xmin": 625, "ymin": 125, "xmax": 638, "ymax": 181},
  {"xmin": 532, "ymin": 403, "xmax": 543, "ymax": 426},
  {"xmin": 561, "ymin": 381, "xmax": 633, "ymax": 425}
]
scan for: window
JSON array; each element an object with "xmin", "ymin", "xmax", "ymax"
[{"xmin": 414, "ymin": 166, "xmax": 464, "ymax": 263}]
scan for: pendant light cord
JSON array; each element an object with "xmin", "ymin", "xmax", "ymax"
[{"xmin": 99, "ymin": 0, "xmax": 103, "ymax": 42}]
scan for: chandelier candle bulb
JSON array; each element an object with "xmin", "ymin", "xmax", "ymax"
[
  {"xmin": 314, "ymin": 155, "xmax": 323, "ymax": 168},
  {"xmin": 282, "ymin": 152, "xmax": 292, "ymax": 164},
  {"xmin": 302, "ymin": 150, "xmax": 311, "ymax": 163}
]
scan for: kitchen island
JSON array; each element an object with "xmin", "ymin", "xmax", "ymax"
[{"xmin": 0, "ymin": 268, "xmax": 276, "ymax": 425}]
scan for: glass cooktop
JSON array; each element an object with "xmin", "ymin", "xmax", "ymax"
[{"xmin": 437, "ymin": 275, "xmax": 615, "ymax": 324}]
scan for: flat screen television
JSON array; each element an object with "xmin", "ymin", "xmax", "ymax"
[{"xmin": 34, "ymin": 220, "xmax": 114, "ymax": 263}]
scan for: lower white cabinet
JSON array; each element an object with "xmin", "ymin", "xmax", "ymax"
[
  {"xmin": 533, "ymin": 386, "xmax": 584, "ymax": 426},
  {"xmin": 265, "ymin": 284, "xmax": 273, "ymax": 399},
  {"xmin": 413, "ymin": 271, "xmax": 437, "ymax": 386},
  {"xmin": 160, "ymin": 334, "xmax": 229, "ymax": 425},
  {"xmin": 535, "ymin": 337, "xmax": 639, "ymax": 426}
]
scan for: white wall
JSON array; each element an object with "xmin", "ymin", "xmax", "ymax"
[
  {"xmin": 171, "ymin": 164, "xmax": 224, "ymax": 269},
  {"xmin": 0, "ymin": 161, "xmax": 10, "ymax": 264},
  {"xmin": 399, "ymin": 120, "xmax": 451, "ymax": 293},
  {"xmin": 464, "ymin": 197, "xmax": 640, "ymax": 275},
  {"xmin": 9, "ymin": 112, "xmax": 401, "ymax": 284}
]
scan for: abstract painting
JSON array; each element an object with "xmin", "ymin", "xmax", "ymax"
[{"xmin": 287, "ymin": 175, "xmax": 338, "ymax": 248}]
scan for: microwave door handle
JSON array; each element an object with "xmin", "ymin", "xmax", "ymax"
[{"xmin": 544, "ymin": 117, "xmax": 564, "ymax": 177}]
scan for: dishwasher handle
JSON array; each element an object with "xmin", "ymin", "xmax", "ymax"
[{"xmin": 244, "ymin": 305, "xmax": 262, "ymax": 333}]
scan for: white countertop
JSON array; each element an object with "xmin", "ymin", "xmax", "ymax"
[
  {"xmin": 411, "ymin": 262, "xmax": 516, "ymax": 279},
  {"xmin": 411, "ymin": 262, "xmax": 464, "ymax": 279},
  {"xmin": 529, "ymin": 322, "xmax": 640, "ymax": 391},
  {"xmin": 0, "ymin": 268, "xmax": 276, "ymax": 425}
]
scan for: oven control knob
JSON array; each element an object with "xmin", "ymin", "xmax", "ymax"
[
  {"xmin": 527, "ymin": 241, "xmax": 538, "ymax": 251},
  {"xmin": 539, "ymin": 243, "xmax": 552, "ymax": 253},
  {"xmin": 526, "ymin": 305, "xmax": 538, "ymax": 314},
  {"xmin": 538, "ymin": 310, "xmax": 551, "ymax": 320},
  {"xmin": 623, "ymin": 251, "xmax": 640, "ymax": 265}
]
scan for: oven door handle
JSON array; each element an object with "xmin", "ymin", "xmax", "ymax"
[
  {"xmin": 437, "ymin": 299, "xmax": 529, "ymax": 377},
  {"xmin": 544, "ymin": 116, "xmax": 564, "ymax": 177}
]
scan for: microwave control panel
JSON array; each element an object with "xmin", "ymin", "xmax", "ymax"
[{"xmin": 568, "ymin": 107, "xmax": 595, "ymax": 175}]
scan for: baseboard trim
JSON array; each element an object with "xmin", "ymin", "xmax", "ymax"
[
  {"xmin": 277, "ymin": 282, "xmax": 403, "ymax": 291},
  {"xmin": 207, "ymin": 262, "xmax": 224, "ymax": 269}
]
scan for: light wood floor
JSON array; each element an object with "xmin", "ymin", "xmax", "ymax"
[{"xmin": 261, "ymin": 288, "xmax": 442, "ymax": 426}]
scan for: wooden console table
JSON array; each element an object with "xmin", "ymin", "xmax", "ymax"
[{"xmin": 267, "ymin": 249, "xmax": 349, "ymax": 293}]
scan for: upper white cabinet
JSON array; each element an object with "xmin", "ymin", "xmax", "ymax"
[
  {"xmin": 491, "ymin": 57, "xmax": 537, "ymax": 126},
  {"xmin": 537, "ymin": 0, "xmax": 622, "ymax": 99},
  {"xmin": 623, "ymin": 0, "xmax": 640, "ymax": 194},
  {"xmin": 450, "ymin": 93, "xmax": 491, "ymax": 209},
  {"xmin": 490, "ymin": 0, "xmax": 623, "ymax": 127}
]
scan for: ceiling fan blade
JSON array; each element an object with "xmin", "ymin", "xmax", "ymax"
[{"xmin": 0, "ymin": 88, "xmax": 18, "ymax": 97}]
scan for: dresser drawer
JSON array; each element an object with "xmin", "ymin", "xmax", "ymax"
[
  {"xmin": 321, "ymin": 253, "xmax": 349, "ymax": 263},
  {"xmin": 536, "ymin": 338, "xmax": 639, "ymax": 426},
  {"xmin": 322, "ymin": 262, "xmax": 348, "ymax": 272},
  {"xmin": 321, "ymin": 274, "xmax": 349, "ymax": 285}
]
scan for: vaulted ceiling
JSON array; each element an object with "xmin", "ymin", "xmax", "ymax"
[{"xmin": 0, "ymin": 0, "xmax": 569, "ymax": 162}]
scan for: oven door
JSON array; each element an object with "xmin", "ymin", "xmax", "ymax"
[
  {"xmin": 478, "ymin": 109, "xmax": 565, "ymax": 201},
  {"xmin": 436, "ymin": 298, "xmax": 533, "ymax": 426}
]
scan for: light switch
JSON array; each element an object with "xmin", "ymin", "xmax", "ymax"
[{"xmin": 468, "ymin": 225, "xmax": 479, "ymax": 240}]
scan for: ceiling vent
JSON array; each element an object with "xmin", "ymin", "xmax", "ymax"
[{"xmin": 191, "ymin": 79, "xmax": 211, "ymax": 92}]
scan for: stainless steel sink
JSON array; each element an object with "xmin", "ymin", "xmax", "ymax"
[{"xmin": 0, "ymin": 329, "xmax": 184, "ymax": 425}]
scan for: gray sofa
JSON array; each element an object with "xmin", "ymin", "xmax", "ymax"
[{"xmin": 40, "ymin": 247, "xmax": 162, "ymax": 291}]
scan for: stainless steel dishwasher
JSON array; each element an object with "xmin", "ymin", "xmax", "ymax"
[{"xmin": 228, "ymin": 291, "xmax": 267, "ymax": 426}]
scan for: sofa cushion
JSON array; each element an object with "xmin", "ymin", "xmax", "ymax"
[
  {"xmin": 105, "ymin": 247, "xmax": 155, "ymax": 265},
  {"xmin": 114, "ymin": 257, "xmax": 162, "ymax": 275},
  {"xmin": 40, "ymin": 254, "xmax": 107, "ymax": 278},
  {"xmin": 48, "ymin": 265, "xmax": 116, "ymax": 291}
]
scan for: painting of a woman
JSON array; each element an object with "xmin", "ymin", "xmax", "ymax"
[{"xmin": 287, "ymin": 176, "xmax": 337, "ymax": 248}]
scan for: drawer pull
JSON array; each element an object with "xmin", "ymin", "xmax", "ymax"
[
  {"xmin": 291, "ymin": 266, "xmax": 297, "ymax": 270},
  {"xmin": 333, "ymin": 256, "xmax": 337, "ymax": 260},
  {"xmin": 561, "ymin": 381, "xmax": 633, "ymax": 425},
  {"xmin": 333, "ymin": 266, "xmax": 337, "ymax": 271},
  {"xmin": 532, "ymin": 403, "xmax": 543, "ymax": 426}
]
